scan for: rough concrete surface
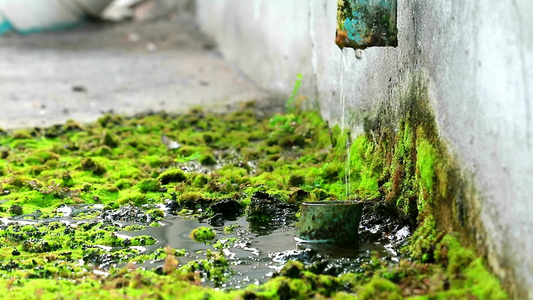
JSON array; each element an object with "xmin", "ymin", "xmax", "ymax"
[
  {"xmin": 0, "ymin": 14, "xmax": 273, "ymax": 129},
  {"xmin": 196, "ymin": 0, "xmax": 533, "ymax": 298}
]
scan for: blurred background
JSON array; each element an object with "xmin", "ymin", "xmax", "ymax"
[{"xmin": 0, "ymin": 0, "xmax": 271, "ymax": 129}]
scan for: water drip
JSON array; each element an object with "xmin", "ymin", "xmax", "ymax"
[
  {"xmin": 340, "ymin": 49, "xmax": 352, "ymax": 199},
  {"xmin": 339, "ymin": 49, "xmax": 349, "ymax": 133},
  {"xmin": 345, "ymin": 131, "xmax": 352, "ymax": 198}
]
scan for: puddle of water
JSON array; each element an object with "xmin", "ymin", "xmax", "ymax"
[
  {"xmin": 1, "ymin": 204, "xmax": 401, "ymax": 290},
  {"xmin": 124, "ymin": 215, "xmax": 394, "ymax": 289}
]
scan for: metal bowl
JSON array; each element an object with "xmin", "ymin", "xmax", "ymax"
[{"xmin": 297, "ymin": 201, "xmax": 363, "ymax": 243}]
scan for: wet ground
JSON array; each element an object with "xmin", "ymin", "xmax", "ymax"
[{"xmin": 0, "ymin": 199, "xmax": 409, "ymax": 290}]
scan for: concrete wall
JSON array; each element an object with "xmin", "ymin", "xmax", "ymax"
[{"xmin": 196, "ymin": 0, "xmax": 533, "ymax": 298}]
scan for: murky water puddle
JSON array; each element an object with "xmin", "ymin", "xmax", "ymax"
[
  {"xmin": 135, "ymin": 216, "xmax": 394, "ymax": 289},
  {"xmin": 1, "ymin": 203, "xmax": 404, "ymax": 290}
]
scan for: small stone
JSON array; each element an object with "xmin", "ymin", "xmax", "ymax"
[
  {"xmin": 128, "ymin": 33, "xmax": 140, "ymax": 42},
  {"xmin": 146, "ymin": 42, "xmax": 157, "ymax": 52},
  {"xmin": 9, "ymin": 204, "xmax": 23, "ymax": 216},
  {"xmin": 288, "ymin": 174, "xmax": 305, "ymax": 187},
  {"xmin": 72, "ymin": 85, "xmax": 87, "ymax": 93},
  {"xmin": 199, "ymin": 154, "xmax": 217, "ymax": 166},
  {"xmin": 207, "ymin": 213, "xmax": 225, "ymax": 227}
]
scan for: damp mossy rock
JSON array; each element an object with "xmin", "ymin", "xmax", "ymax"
[
  {"xmin": 137, "ymin": 178, "xmax": 161, "ymax": 193},
  {"xmin": 158, "ymin": 169, "xmax": 187, "ymax": 184},
  {"xmin": 190, "ymin": 227, "xmax": 216, "ymax": 243}
]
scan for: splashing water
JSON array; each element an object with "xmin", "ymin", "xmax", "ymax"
[{"xmin": 340, "ymin": 50, "xmax": 349, "ymax": 132}]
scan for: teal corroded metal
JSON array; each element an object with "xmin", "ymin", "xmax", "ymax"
[
  {"xmin": 336, "ymin": 0, "xmax": 398, "ymax": 49},
  {"xmin": 297, "ymin": 201, "xmax": 363, "ymax": 243}
]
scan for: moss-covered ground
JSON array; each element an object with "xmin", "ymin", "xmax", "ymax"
[{"xmin": 0, "ymin": 97, "xmax": 507, "ymax": 299}]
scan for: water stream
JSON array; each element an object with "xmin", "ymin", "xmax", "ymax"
[{"xmin": 340, "ymin": 49, "xmax": 352, "ymax": 198}]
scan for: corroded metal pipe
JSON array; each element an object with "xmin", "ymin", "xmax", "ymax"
[{"xmin": 336, "ymin": 0, "xmax": 398, "ymax": 49}]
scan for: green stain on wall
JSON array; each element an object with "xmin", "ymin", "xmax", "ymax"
[{"xmin": 336, "ymin": 72, "xmax": 508, "ymax": 296}]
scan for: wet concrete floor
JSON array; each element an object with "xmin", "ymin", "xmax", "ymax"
[{"xmin": 0, "ymin": 14, "xmax": 277, "ymax": 129}]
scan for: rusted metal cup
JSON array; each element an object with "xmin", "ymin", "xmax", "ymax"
[{"xmin": 297, "ymin": 201, "xmax": 363, "ymax": 243}]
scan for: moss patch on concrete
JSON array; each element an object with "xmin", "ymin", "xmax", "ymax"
[{"xmin": 337, "ymin": 74, "xmax": 508, "ymax": 298}]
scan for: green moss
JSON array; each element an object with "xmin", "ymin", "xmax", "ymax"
[
  {"xmin": 129, "ymin": 235, "xmax": 156, "ymax": 246},
  {"xmin": 223, "ymin": 224, "xmax": 239, "ymax": 234},
  {"xmin": 142, "ymin": 155, "xmax": 173, "ymax": 168},
  {"xmin": 192, "ymin": 174, "xmax": 209, "ymax": 188},
  {"xmin": 101, "ymin": 130, "xmax": 119, "ymax": 148},
  {"xmin": 190, "ymin": 227, "xmax": 216, "ymax": 243},
  {"xmin": 63, "ymin": 119, "xmax": 84, "ymax": 132},
  {"xmin": 25, "ymin": 150, "xmax": 60, "ymax": 165},
  {"xmin": 118, "ymin": 191, "xmax": 147, "ymax": 206},
  {"xmin": 98, "ymin": 114, "xmax": 123, "ymax": 128},
  {"xmin": 103, "ymin": 184, "xmax": 119, "ymax": 193},
  {"xmin": 407, "ymin": 214, "xmax": 438, "ymax": 262},
  {"xmin": 137, "ymin": 178, "xmax": 161, "ymax": 193},
  {"xmin": 347, "ymin": 135, "xmax": 380, "ymax": 199},
  {"xmin": 123, "ymin": 224, "xmax": 146, "ymax": 231},
  {"xmin": 81, "ymin": 158, "xmax": 106, "ymax": 175},
  {"xmin": 416, "ymin": 138, "xmax": 437, "ymax": 205},
  {"xmin": 357, "ymin": 277, "xmax": 402, "ymax": 300},
  {"xmin": 93, "ymin": 146, "xmax": 113, "ymax": 157},
  {"xmin": 115, "ymin": 178, "xmax": 133, "ymax": 190},
  {"xmin": 0, "ymin": 88, "xmax": 507, "ymax": 298},
  {"xmin": 217, "ymin": 166, "xmax": 248, "ymax": 185},
  {"xmin": 288, "ymin": 174, "xmax": 305, "ymax": 187},
  {"xmin": 463, "ymin": 259, "xmax": 508, "ymax": 299},
  {"xmin": 279, "ymin": 260, "xmax": 305, "ymax": 278},
  {"xmin": 199, "ymin": 153, "xmax": 217, "ymax": 166},
  {"xmin": 13, "ymin": 130, "xmax": 32, "ymax": 139},
  {"xmin": 410, "ymin": 234, "xmax": 509, "ymax": 299},
  {"xmin": 158, "ymin": 169, "xmax": 187, "ymax": 184},
  {"xmin": 179, "ymin": 192, "xmax": 209, "ymax": 208},
  {"xmin": 147, "ymin": 208, "xmax": 164, "ymax": 219},
  {"xmin": 9, "ymin": 204, "xmax": 23, "ymax": 215}
]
